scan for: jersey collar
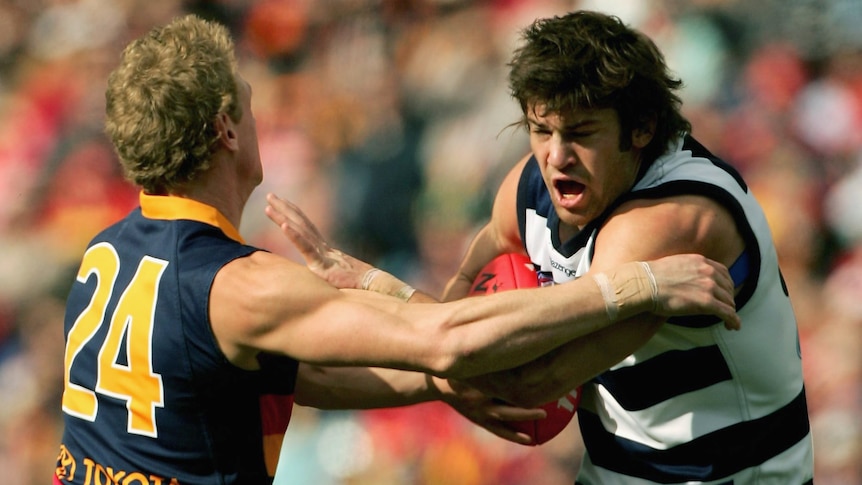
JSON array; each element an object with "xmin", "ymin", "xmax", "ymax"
[{"xmin": 139, "ymin": 191, "xmax": 245, "ymax": 244}]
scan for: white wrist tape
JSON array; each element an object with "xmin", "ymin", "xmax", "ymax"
[
  {"xmin": 361, "ymin": 268, "xmax": 381, "ymax": 290},
  {"xmin": 592, "ymin": 272, "xmax": 619, "ymax": 322},
  {"xmin": 394, "ymin": 285, "xmax": 417, "ymax": 302},
  {"xmin": 639, "ymin": 261, "xmax": 659, "ymax": 311},
  {"xmin": 361, "ymin": 268, "xmax": 415, "ymax": 301}
]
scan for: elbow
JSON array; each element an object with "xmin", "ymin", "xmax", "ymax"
[
  {"xmin": 426, "ymin": 347, "xmax": 472, "ymax": 379},
  {"xmin": 416, "ymin": 308, "xmax": 483, "ymax": 378},
  {"xmin": 424, "ymin": 331, "xmax": 480, "ymax": 379},
  {"xmin": 418, "ymin": 301, "xmax": 526, "ymax": 379}
]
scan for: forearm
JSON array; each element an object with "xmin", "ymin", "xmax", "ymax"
[
  {"xmin": 429, "ymin": 261, "xmax": 660, "ymax": 378},
  {"xmin": 466, "ymin": 314, "xmax": 664, "ymax": 406},
  {"xmin": 230, "ymin": 253, "xmax": 659, "ymax": 381},
  {"xmin": 295, "ymin": 364, "xmax": 441, "ymax": 409},
  {"xmin": 300, "ymin": 263, "xmax": 651, "ymax": 380}
]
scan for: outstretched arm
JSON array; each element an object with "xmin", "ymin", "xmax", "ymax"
[
  {"xmin": 241, "ymin": 193, "xmax": 738, "ymax": 381},
  {"xmin": 211, "ymin": 248, "xmax": 695, "ymax": 378},
  {"xmin": 264, "ymin": 192, "xmax": 738, "ymax": 327},
  {"xmin": 294, "ymin": 364, "xmax": 546, "ymax": 445}
]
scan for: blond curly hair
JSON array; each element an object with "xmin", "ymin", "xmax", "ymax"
[{"xmin": 105, "ymin": 15, "xmax": 241, "ymax": 194}]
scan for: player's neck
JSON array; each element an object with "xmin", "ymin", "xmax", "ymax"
[
  {"xmin": 559, "ymin": 222, "xmax": 580, "ymax": 242},
  {"xmin": 171, "ymin": 175, "xmax": 247, "ymax": 231}
]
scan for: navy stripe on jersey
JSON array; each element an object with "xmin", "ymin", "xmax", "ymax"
[
  {"xmin": 594, "ymin": 345, "xmax": 731, "ymax": 411},
  {"xmin": 578, "ymin": 388, "xmax": 810, "ymax": 482},
  {"xmin": 517, "ymin": 158, "xmax": 553, "ymax": 242},
  {"xmin": 728, "ymin": 250, "xmax": 749, "ymax": 287}
]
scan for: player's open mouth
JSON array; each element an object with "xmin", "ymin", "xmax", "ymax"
[{"xmin": 555, "ymin": 179, "xmax": 585, "ymax": 199}]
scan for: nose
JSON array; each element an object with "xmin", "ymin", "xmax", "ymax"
[{"xmin": 546, "ymin": 135, "xmax": 573, "ymax": 169}]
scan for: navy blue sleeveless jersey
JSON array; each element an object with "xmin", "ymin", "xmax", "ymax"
[
  {"xmin": 517, "ymin": 135, "xmax": 813, "ymax": 484},
  {"xmin": 55, "ymin": 193, "xmax": 299, "ymax": 485}
]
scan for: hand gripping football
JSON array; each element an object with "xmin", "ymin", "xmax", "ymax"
[{"xmin": 469, "ymin": 253, "xmax": 581, "ymax": 445}]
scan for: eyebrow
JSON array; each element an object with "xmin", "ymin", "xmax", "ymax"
[{"xmin": 527, "ymin": 115, "xmax": 601, "ymax": 129}]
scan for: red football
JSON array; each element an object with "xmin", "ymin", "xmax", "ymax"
[
  {"xmin": 468, "ymin": 252, "xmax": 538, "ymax": 295},
  {"xmin": 468, "ymin": 253, "xmax": 581, "ymax": 445},
  {"xmin": 517, "ymin": 388, "xmax": 581, "ymax": 445}
]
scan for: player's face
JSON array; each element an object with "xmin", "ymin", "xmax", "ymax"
[
  {"xmin": 235, "ymin": 74, "xmax": 263, "ymax": 188},
  {"xmin": 527, "ymin": 104, "xmax": 648, "ymax": 236}
]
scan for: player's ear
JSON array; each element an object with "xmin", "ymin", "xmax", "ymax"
[
  {"xmin": 632, "ymin": 115, "xmax": 656, "ymax": 149},
  {"xmin": 214, "ymin": 112, "xmax": 239, "ymax": 151}
]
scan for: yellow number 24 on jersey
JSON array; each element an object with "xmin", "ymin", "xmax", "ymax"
[{"xmin": 62, "ymin": 242, "xmax": 167, "ymax": 438}]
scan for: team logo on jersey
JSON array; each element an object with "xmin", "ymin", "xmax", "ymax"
[
  {"xmin": 537, "ymin": 271, "xmax": 555, "ymax": 287},
  {"xmin": 56, "ymin": 444, "xmax": 77, "ymax": 482},
  {"xmin": 549, "ymin": 258, "xmax": 577, "ymax": 278},
  {"xmin": 54, "ymin": 444, "xmax": 181, "ymax": 484}
]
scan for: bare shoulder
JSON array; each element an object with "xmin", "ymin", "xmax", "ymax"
[
  {"xmin": 490, "ymin": 153, "xmax": 534, "ymax": 253},
  {"xmin": 213, "ymin": 251, "xmax": 323, "ymax": 304},
  {"xmin": 595, "ymin": 195, "xmax": 744, "ymax": 269},
  {"xmin": 210, "ymin": 250, "xmax": 337, "ymax": 368}
]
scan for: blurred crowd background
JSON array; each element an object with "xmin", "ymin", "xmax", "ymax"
[{"xmin": 1, "ymin": 0, "xmax": 861, "ymax": 483}]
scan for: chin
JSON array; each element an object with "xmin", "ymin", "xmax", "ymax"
[{"xmin": 553, "ymin": 205, "xmax": 589, "ymax": 230}]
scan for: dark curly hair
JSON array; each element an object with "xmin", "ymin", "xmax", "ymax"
[
  {"xmin": 105, "ymin": 15, "xmax": 241, "ymax": 194},
  {"xmin": 508, "ymin": 10, "xmax": 691, "ymax": 167}
]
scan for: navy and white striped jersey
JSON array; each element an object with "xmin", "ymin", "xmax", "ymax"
[
  {"xmin": 518, "ymin": 135, "xmax": 814, "ymax": 484},
  {"xmin": 56, "ymin": 193, "xmax": 298, "ymax": 485}
]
